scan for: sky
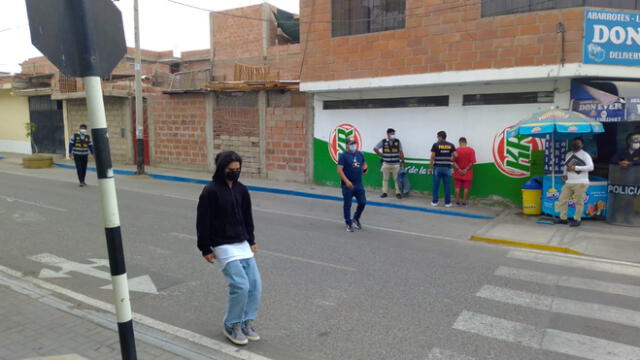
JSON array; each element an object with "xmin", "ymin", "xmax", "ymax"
[{"xmin": 0, "ymin": 0, "xmax": 299, "ymax": 74}]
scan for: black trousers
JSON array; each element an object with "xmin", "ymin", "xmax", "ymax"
[{"xmin": 73, "ymin": 154, "xmax": 88, "ymax": 183}]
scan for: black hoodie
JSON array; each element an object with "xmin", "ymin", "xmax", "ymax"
[{"xmin": 196, "ymin": 151, "xmax": 255, "ymax": 256}]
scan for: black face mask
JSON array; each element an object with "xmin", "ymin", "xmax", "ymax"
[
  {"xmin": 570, "ymin": 143, "xmax": 582, "ymax": 152},
  {"xmin": 226, "ymin": 170, "xmax": 240, "ymax": 182}
]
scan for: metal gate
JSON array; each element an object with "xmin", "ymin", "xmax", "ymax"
[{"xmin": 28, "ymin": 96, "xmax": 65, "ymax": 154}]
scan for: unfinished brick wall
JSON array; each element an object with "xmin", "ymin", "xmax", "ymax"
[
  {"xmin": 148, "ymin": 93, "xmax": 208, "ymax": 169},
  {"xmin": 66, "ymin": 97, "xmax": 131, "ymax": 163},
  {"xmin": 213, "ymin": 93, "xmax": 261, "ymax": 176},
  {"xmin": 211, "ymin": 5, "xmax": 302, "ymax": 81},
  {"xmin": 299, "ymin": 0, "xmax": 584, "ymax": 82},
  {"xmin": 265, "ymin": 92, "xmax": 307, "ymax": 181}
]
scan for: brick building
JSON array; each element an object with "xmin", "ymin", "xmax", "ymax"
[
  {"xmin": 300, "ymin": 0, "xmax": 640, "ymax": 203},
  {"xmin": 148, "ymin": 3, "xmax": 311, "ymax": 182}
]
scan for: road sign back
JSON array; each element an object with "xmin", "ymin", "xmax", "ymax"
[{"xmin": 26, "ymin": 0, "xmax": 126, "ymax": 78}]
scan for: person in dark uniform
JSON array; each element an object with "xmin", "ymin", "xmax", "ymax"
[
  {"xmin": 373, "ymin": 128, "xmax": 405, "ymax": 199},
  {"xmin": 338, "ymin": 136, "xmax": 368, "ymax": 232},
  {"xmin": 429, "ymin": 130, "xmax": 457, "ymax": 207},
  {"xmin": 613, "ymin": 133, "xmax": 640, "ymax": 168},
  {"xmin": 68, "ymin": 124, "xmax": 94, "ymax": 187}
]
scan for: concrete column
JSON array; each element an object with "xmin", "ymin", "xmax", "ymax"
[
  {"xmin": 205, "ymin": 92, "xmax": 216, "ymax": 172},
  {"xmin": 305, "ymin": 93, "xmax": 314, "ymax": 183},
  {"xmin": 258, "ymin": 90, "xmax": 267, "ymax": 178},
  {"xmin": 554, "ymin": 78, "xmax": 572, "ymax": 110},
  {"xmin": 209, "ymin": 12, "xmax": 215, "ymax": 75},
  {"xmin": 62, "ymin": 100, "xmax": 70, "ymax": 159},
  {"xmin": 262, "ymin": 2, "xmax": 270, "ymax": 62},
  {"xmin": 147, "ymin": 97, "xmax": 156, "ymax": 165}
]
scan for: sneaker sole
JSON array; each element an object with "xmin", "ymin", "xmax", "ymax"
[
  {"xmin": 246, "ymin": 334, "xmax": 260, "ymax": 341},
  {"xmin": 224, "ymin": 329, "xmax": 248, "ymax": 345}
]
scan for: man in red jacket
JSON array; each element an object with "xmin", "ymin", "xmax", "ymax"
[{"xmin": 453, "ymin": 137, "xmax": 476, "ymax": 206}]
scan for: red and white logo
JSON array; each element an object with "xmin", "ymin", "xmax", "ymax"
[
  {"xmin": 492, "ymin": 125, "xmax": 544, "ymax": 178},
  {"xmin": 328, "ymin": 123, "xmax": 363, "ymax": 164}
]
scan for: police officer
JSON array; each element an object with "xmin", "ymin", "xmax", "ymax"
[
  {"xmin": 613, "ymin": 133, "xmax": 640, "ymax": 168},
  {"xmin": 69, "ymin": 124, "xmax": 94, "ymax": 187},
  {"xmin": 374, "ymin": 128, "xmax": 405, "ymax": 199}
]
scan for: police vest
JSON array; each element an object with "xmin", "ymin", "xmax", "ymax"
[
  {"xmin": 381, "ymin": 139, "xmax": 401, "ymax": 164},
  {"xmin": 72, "ymin": 134, "xmax": 91, "ymax": 155}
]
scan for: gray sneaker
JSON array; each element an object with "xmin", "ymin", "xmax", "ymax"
[
  {"xmin": 242, "ymin": 320, "xmax": 260, "ymax": 341},
  {"xmin": 224, "ymin": 323, "xmax": 248, "ymax": 345},
  {"xmin": 353, "ymin": 219, "xmax": 362, "ymax": 230}
]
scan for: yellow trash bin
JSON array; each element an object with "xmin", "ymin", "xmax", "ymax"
[{"xmin": 522, "ymin": 178, "xmax": 542, "ymax": 215}]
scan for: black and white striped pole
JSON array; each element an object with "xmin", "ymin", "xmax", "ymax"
[
  {"xmin": 85, "ymin": 76, "xmax": 137, "ymax": 359},
  {"xmin": 25, "ymin": 1, "xmax": 137, "ymax": 358}
]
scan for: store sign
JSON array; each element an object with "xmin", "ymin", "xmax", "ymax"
[
  {"xmin": 584, "ymin": 9, "xmax": 640, "ymax": 66},
  {"xmin": 328, "ymin": 123, "xmax": 362, "ymax": 164},
  {"xmin": 492, "ymin": 126, "xmax": 544, "ymax": 178},
  {"xmin": 572, "ymin": 99, "xmax": 625, "ymax": 122},
  {"xmin": 626, "ymin": 97, "xmax": 640, "ymax": 121}
]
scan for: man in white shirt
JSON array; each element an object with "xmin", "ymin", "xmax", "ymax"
[{"xmin": 557, "ymin": 137, "xmax": 594, "ymax": 227}]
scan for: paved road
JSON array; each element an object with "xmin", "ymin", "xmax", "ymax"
[{"xmin": 1, "ymin": 164, "xmax": 639, "ymax": 360}]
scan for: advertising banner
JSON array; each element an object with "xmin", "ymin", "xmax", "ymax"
[
  {"xmin": 572, "ymin": 99, "xmax": 625, "ymax": 122},
  {"xmin": 584, "ymin": 9, "xmax": 640, "ymax": 66}
]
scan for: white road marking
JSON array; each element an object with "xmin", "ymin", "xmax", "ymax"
[
  {"xmin": 495, "ymin": 266, "xmax": 640, "ymax": 298},
  {"xmin": 508, "ymin": 250, "xmax": 640, "ymax": 277},
  {"xmin": 0, "ymin": 264, "xmax": 273, "ymax": 360},
  {"xmin": 453, "ymin": 311, "xmax": 640, "ymax": 360},
  {"xmin": 0, "ymin": 194, "xmax": 68, "ymax": 212},
  {"xmin": 476, "ymin": 285, "xmax": 640, "ymax": 329},
  {"xmin": 426, "ymin": 347, "xmax": 477, "ymax": 360},
  {"xmin": 253, "ymin": 207, "xmax": 466, "ymax": 242},
  {"xmin": 28, "ymin": 253, "xmax": 158, "ymax": 294},
  {"xmin": 170, "ymin": 233, "xmax": 358, "ymax": 272}
]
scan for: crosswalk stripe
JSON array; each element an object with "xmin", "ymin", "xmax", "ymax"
[
  {"xmin": 507, "ymin": 250, "xmax": 640, "ymax": 278},
  {"xmin": 495, "ymin": 266, "xmax": 640, "ymax": 298},
  {"xmin": 426, "ymin": 347, "xmax": 476, "ymax": 360},
  {"xmin": 476, "ymin": 285, "xmax": 640, "ymax": 329},
  {"xmin": 453, "ymin": 311, "xmax": 640, "ymax": 360}
]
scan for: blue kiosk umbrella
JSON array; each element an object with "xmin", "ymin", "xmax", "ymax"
[{"xmin": 508, "ymin": 108, "xmax": 604, "ymax": 192}]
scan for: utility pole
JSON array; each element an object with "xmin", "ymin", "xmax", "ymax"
[
  {"xmin": 134, "ymin": 0, "xmax": 145, "ymax": 174},
  {"xmin": 26, "ymin": 1, "xmax": 137, "ymax": 358}
]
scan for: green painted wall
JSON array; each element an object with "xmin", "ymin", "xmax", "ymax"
[{"xmin": 314, "ymin": 138, "xmax": 528, "ymax": 204}]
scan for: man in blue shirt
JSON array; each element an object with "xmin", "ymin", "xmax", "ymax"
[{"xmin": 337, "ymin": 136, "xmax": 368, "ymax": 232}]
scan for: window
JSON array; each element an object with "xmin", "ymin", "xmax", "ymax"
[
  {"xmin": 462, "ymin": 92, "xmax": 554, "ymax": 105},
  {"xmin": 332, "ymin": 0, "xmax": 406, "ymax": 37},
  {"xmin": 482, "ymin": 0, "xmax": 640, "ymax": 17},
  {"xmin": 323, "ymin": 96, "xmax": 449, "ymax": 110}
]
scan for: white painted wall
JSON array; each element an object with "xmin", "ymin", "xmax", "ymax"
[
  {"xmin": 315, "ymin": 80, "xmax": 563, "ymax": 164},
  {"xmin": 0, "ymin": 139, "xmax": 31, "ymax": 154}
]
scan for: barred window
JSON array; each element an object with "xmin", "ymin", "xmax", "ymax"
[
  {"xmin": 463, "ymin": 92, "xmax": 554, "ymax": 105},
  {"xmin": 323, "ymin": 96, "xmax": 449, "ymax": 110},
  {"xmin": 332, "ymin": 0, "xmax": 406, "ymax": 37},
  {"xmin": 482, "ymin": 0, "xmax": 640, "ymax": 17}
]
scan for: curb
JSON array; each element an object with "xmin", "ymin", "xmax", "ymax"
[
  {"xmin": 52, "ymin": 162, "xmax": 494, "ymax": 220},
  {"xmin": 470, "ymin": 235, "xmax": 583, "ymax": 255}
]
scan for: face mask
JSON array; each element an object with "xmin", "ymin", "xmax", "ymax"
[
  {"xmin": 389, "ymin": 135, "xmax": 396, "ymax": 140},
  {"xmin": 570, "ymin": 143, "xmax": 582, "ymax": 151},
  {"xmin": 79, "ymin": 129, "xmax": 87, "ymax": 135},
  {"xmin": 348, "ymin": 144, "xmax": 357, "ymax": 152},
  {"xmin": 632, "ymin": 143, "xmax": 640, "ymax": 150},
  {"xmin": 226, "ymin": 170, "xmax": 240, "ymax": 182}
]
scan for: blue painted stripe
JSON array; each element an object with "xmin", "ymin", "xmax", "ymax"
[
  {"xmin": 0, "ymin": 156, "xmax": 5, "ymax": 160},
  {"xmin": 55, "ymin": 163, "xmax": 137, "ymax": 176},
  {"xmin": 53, "ymin": 162, "xmax": 493, "ymax": 220}
]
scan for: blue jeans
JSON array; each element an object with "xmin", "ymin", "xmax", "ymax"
[
  {"xmin": 221, "ymin": 257, "xmax": 262, "ymax": 327},
  {"xmin": 342, "ymin": 184, "xmax": 366, "ymax": 225},
  {"xmin": 432, "ymin": 167, "xmax": 452, "ymax": 204}
]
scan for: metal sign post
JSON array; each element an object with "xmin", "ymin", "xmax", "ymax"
[{"xmin": 25, "ymin": 1, "xmax": 136, "ymax": 358}]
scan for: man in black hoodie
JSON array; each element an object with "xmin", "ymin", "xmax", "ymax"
[{"xmin": 197, "ymin": 151, "xmax": 262, "ymax": 346}]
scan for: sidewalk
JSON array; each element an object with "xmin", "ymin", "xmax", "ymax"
[
  {"xmin": 0, "ymin": 152, "xmax": 503, "ymax": 220},
  {"xmin": 472, "ymin": 210, "xmax": 640, "ymax": 263},
  {"xmin": 0, "ymin": 273, "xmax": 186, "ymax": 360}
]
